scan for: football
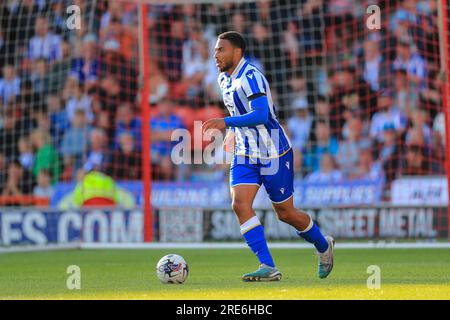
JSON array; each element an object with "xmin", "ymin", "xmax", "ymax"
[{"xmin": 156, "ymin": 254, "xmax": 189, "ymax": 284}]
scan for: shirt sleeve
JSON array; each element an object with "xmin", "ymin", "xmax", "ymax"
[
  {"xmin": 223, "ymin": 95, "xmax": 269, "ymax": 127},
  {"xmin": 240, "ymin": 69, "xmax": 266, "ymax": 99}
]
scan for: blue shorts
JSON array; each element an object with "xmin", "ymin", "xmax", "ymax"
[{"xmin": 230, "ymin": 148, "xmax": 294, "ymax": 203}]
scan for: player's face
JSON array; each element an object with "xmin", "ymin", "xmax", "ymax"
[{"xmin": 214, "ymin": 39, "xmax": 239, "ymax": 73}]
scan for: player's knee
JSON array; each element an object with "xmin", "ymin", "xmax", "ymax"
[
  {"xmin": 275, "ymin": 206, "xmax": 293, "ymax": 223},
  {"xmin": 231, "ymin": 199, "xmax": 251, "ymax": 215}
]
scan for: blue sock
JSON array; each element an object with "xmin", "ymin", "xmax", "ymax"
[
  {"xmin": 297, "ymin": 220, "xmax": 329, "ymax": 253},
  {"xmin": 241, "ymin": 217, "xmax": 275, "ymax": 268}
]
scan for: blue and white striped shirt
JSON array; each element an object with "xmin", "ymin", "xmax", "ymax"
[{"xmin": 218, "ymin": 58, "xmax": 291, "ymax": 159}]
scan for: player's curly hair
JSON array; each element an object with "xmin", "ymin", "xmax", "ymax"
[{"xmin": 218, "ymin": 31, "xmax": 246, "ymax": 55}]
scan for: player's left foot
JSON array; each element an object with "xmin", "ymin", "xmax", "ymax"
[
  {"xmin": 242, "ymin": 264, "xmax": 282, "ymax": 282},
  {"xmin": 317, "ymin": 236, "xmax": 335, "ymax": 279}
]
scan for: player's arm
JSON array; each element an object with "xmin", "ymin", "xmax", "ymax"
[
  {"xmin": 201, "ymin": 95, "xmax": 269, "ymax": 133},
  {"xmin": 223, "ymin": 94, "xmax": 269, "ymax": 127},
  {"xmin": 202, "ymin": 70, "xmax": 269, "ymax": 133},
  {"xmin": 223, "ymin": 69, "xmax": 270, "ymax": 127}
]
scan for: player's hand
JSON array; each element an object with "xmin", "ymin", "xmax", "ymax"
[
  {"xmin": 223, "ymin": 130, "xmax": 235, "ymax": 153},
  {"xmin": 202, "ymin": 118, "xmax": 226, "ymax": 134}
]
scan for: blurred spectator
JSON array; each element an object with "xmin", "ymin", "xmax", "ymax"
[
  {"xmin": 151, "ymin": 100, "xmax": 185, "ymax": 180},
  {"xmin": 297, "ymin": 0, "xmax": 324, "ymax": 55},
  {"xmin": 31, "ymin": 129, "xmax": 61, "ymax": 184},
  {"xmin": 182, "ymin": 33, "xmax": 211, "ymax": 103},
  {"xmin": 106, "ymin": 132, "xmax": 141, "ymax": 180},
  {"xmin": 48, "ymin": 94, "xmax": 69, "ymax": 145},
  {"xmin": 98, "ymin": 73, "xmax": 121, "ymax": 111},
  {"xmin": 288, "ymin": 74, "xmax": 309, "ymax": 113},
  {"xmin": 161, "ymin": 17, "xmax": 184, "ymax": 82},
  {"xmin": 18, "ymin": 135, "xmax": 34, "ymax": 171},
  {"xmin": 0, "ymin": 107, "xmax": 20, "ymax": 161},
  {"xmin": 99, "ymin": 41, "xmax": 138, "ymax": 103},
  {"xmin": 393, "ymin": 68, "xmax": 418, "ymax": 117},
  {"xmin": 420, "ymin": 69, "xmax": 441, "ymax": 114},
  {"xmin": 62, "ymin": 75, "xmax": 78, "ymax": 101},
  {"xmin": 350, "ymin": 146, "xmax": 382, "ymax": 181},
  {"xmin": 329, "ymin": 66, "xmax": 376, "ymax": 137},
  {"xmin": 342, "ymin": 108, "xmax": 370, "ymax": 140},
  {"xmin": 360, "ymin": 34, "xmax": 385, "ymax": 92},
  {"xmin": 390, "ymin": 0, "xmax": 418, "ymax": 31},
  {"xmin": 376, "ymin": 123, "xmax": 400, "ymax": 183},
  {"xmin": 282, "ymin": 20, "xmax": 300, "ymax": 69},
  {"xmin": 303, "ymin": 119, "xmax": 339, "ymax": 173},
  {"xmin": 406, "ymin": 109, "xmax": 432, "ymax": 145},
  {"xmin": 247, "ymin": 21, "xmax": 286, "ymax": 105},
  {"xmin": 337, "ymin": 111, "xmax": 371, "ymax": 177},
  {"xmin": 99, "ymin": 1, "xmax": 138, "ymax": 37},
  {"xmin": 60, "ymin": 109, "xmax": 91, "ymax": 175},
  {"xmin": 29, "ymin": 57, "xmax": 50, "ymax": 95},
  {"xmin": 392, "ymin": 39, "xmax": 426, "ymax": 89},
  {"xmin": 65, "ymin": 81, "xmax": 94, "ymax": 123},
  {"xmin": 2, "ymin": 160, "xmax": 34, "ymax": 196},
  {"xmin": 305, "ymin": 153, "xmax": 343, "ymax": 183},
  {"xmin": 47, "ymin": 40, "xmax": 72, "ymax": 94},
  {"xmin": 314, "ymin": 96, "xmax": 330, "ymax": 120},
  {"xmin": 83, "ymin": 128, "xmax": 107, "ymax": 172},
  {"xmin": 70, "ymin": 34, "xmax": 99, "ymax": 87},
  {"xmin": 28, "ymin": 16, "xmax": 62, "ymax": 63},
  {"xmin": 48, "ymin": 0, "xmax": 67, "ymax": 34},
  {"xmin": 247, "ymin": 22, "xmax": 270, "ymax": 72},
  {"xmin": 33, "ymin": 169, "xmax": 54, "ymax": 198},
  {"xmin": 287, "ymin": 97, "xmax": 313, "ymax": 152},
  {"xmin": 114, "ymin": 103, "xmax": 141, "ymax": 150},
  {"xmin": 149, "ymin": 60, "xmax": 169, "ymax": 105},
  {"xmin": 100, "ymin": 2, "xmax": 125, "ymax": 29},
  {"xmin": 100, "ymin": 15, "xmax": 136, "ymax": 61},
  {"xmin": 0, "ymin": 26, "xmax": 7, "ymax": 69},
  {"xmin": 0, "ymin": 151, "xmax": 6, "ymax": 192},
  {"xmin": 370, "ymin": 89, "xmax": 407, "ymax": 143},
  {"xmin": 0, "ymin": 64, "xmax": 20, "ymax": 104},
  {"xmin": 230, "ymin": 12, "xmax": 248, "ymax": 35},
  {"xmin": 399, "ymin": 143, "xmax": 429, "ymax": 176},
  {"xmin": 96, "ymin": 110, "xmax": 114, "ymax": 146},
  {"xmin": 433, "ymin": 112, "xmax": 445, "ymax": 148}
]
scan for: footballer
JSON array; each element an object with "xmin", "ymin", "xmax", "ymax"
[{"xmin": 202, "ymin": 31, "xmax": 335, "ymax": 282}]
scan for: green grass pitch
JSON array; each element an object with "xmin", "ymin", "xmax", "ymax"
[{"xmin": 0, "ymin": 248, "xmax": 449, "ymax": 299}]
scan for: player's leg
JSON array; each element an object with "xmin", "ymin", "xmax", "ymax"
[
  {"xmin": 271, "ymin": 197, "xmax": 334, "ymax": 278},
  {"xmin": 230, "ymin": 184, "xmax": 260, "ymax": 225},
  {"xmin": 271, "ymin": 197, "xmax": 329, "ymax": 254},
  {"xmin": 231, "ymin": 184, "xmax": 273, "ymax": 267},
  {"xmin": 232, "ymin": 185, "xmax": 281, "ymax": 281},
  {"xmin": 230, "ymin": 157, "xmax": 281, "ymax": 281},
  {"xmin": 262, "ymin": 149, "xmax": 334, "ymax": 278}
]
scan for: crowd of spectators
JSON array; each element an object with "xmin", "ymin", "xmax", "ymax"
[{"xmin": 0, "ymin": 0, "xmax": 446, "ymax": 201}]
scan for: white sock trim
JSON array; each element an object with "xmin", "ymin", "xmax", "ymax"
[
  {"xmin": 240, "ymin": 216, "xmax": 261, "ymax": 234},
  {"xmin": 298, "ymin": 214, "xmax": 313, "ymax": 233}
]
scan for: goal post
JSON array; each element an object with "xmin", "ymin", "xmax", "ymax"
[
  {"xmin": 138, "ymin": 2, "xmax": 153, "ymax": 242},
  {"xmin": 437, "ymin": 0, "xmax": 450, "ymax": 240}
]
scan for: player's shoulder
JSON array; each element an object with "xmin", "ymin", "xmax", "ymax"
[{"xmin": 241, "ymin": 62, "xmax": 266, "ymax": 83}]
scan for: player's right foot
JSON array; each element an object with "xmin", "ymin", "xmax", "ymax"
[
  {"xmin": 242, "ymin": 264, "xmax": 282, "ymax": 282},
  {"xmin": 317, "ymin": 236, "xmax": 335, "ymax": 279}
]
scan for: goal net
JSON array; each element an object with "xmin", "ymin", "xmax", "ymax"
[{"xmin": 0, "ymin": 0, "xmax": 449, "ymax": 247}]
